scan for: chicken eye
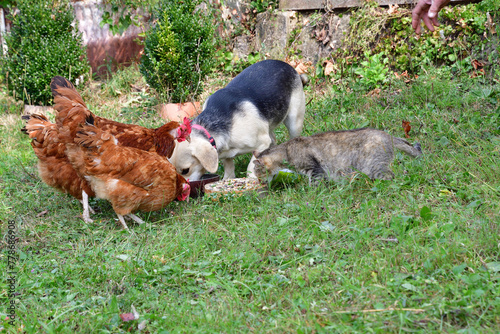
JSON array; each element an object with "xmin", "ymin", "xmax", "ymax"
[{"xmin": 181, "ymin": 168, "xmax": 190, "ymax": 175}]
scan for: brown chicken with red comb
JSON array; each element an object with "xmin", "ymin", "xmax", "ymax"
[
  {"xmin": 50, "ymin": 76, "xmax": 191, "ymax": 157},
  {"xmin": 21, "ymin": 114, "xmax": 96, "ymax": 220},
  {"xmin": 22, "ymin": 76, "xmax": 191, "ymax": 224},
  {"xmin": 66, "ymin": 115, "xmax": 190, "ymax": 229}
]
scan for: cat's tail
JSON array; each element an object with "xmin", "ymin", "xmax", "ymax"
[{"xmin": 393, "ymin": 137, "xmax": 422, "ymax": 157}]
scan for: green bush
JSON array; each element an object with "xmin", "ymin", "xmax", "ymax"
[
  {"xmin": 378, "ymin": 3, "xmax": 495, "ymax": 74},
  {"xmin": 354, "ymin": 51, "xmax": 389, "ymax": 89},
  {"xmin": 1, "ymin": 0, "xmax": 90, "ymax": 105},
  {"xmin": 139, "ymin": 0, "xmax": 216, "ymax": 103},
  {"xmin": 323, "ymin": 1, "xmax": 499, "ymax": 87}
]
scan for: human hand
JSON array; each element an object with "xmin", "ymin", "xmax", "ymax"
[{"xmin": 411, "ymin": 0, "xmax": 451, "ymax": 34}]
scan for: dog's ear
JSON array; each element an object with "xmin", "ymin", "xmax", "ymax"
[{"xmin": 193, "ymin": 142, "xmax": 218, "ymax": 173}]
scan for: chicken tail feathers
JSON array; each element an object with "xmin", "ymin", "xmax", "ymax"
[
  {"xmin": 20, "ymin": 115, "xmax": 29, "ymax": 134},
  {"xmin": 51, "ymin": 76, "xmax": 86, "ymax": 105},
  {"xmin": 51, "ymin": 76, "xmax": 75, "ymax": 95},
  {"xmin": 21, "ymin": 114, "xmax": 53, "ymax": 140},
  {"xmin": 51, "ymin": 76, "xmax": 92, "ymax": 128}
]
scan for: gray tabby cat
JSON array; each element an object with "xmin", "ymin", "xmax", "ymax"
[{"xmin": 253, "ymin": 128, "xmax": 422, "ymax": 182}]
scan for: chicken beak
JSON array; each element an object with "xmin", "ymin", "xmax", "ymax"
[{"xmin": 177, "ymin": 182, "xmax": 191, "ymax": 202}]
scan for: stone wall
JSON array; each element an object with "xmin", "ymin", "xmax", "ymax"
[
  {"xmin": 227, "ymin": 0, "xmax": 475, "ymax": 65},
  {"xmin": 221, "ymin": 1, "xmax": 352, "ymax": 65},
  {"xmin": 252, "ymin": 10, "xmax": 350, "ymax": 64},
  {"xmin": 72, "ymin": 0, "xmax": 148, "ymax": 76},
  {"xmin": 280, "ymin": 0, "xmax": 473, "ymax": 10}
]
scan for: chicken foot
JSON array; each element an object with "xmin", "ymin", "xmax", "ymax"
[
  {"xmin": 116, "ymin": 213, "xmax": 146, "ymax": 230},
  {"xmin": 80, "ymin": 190, "xmax": 94, "ymax": 223},
  {"xmin": 116, "ymin": 214, "xmax": 129, "ymax": 230},
  {"xmin": 126, "ymin": 213, "xmax": 146, "ymax": 225}
]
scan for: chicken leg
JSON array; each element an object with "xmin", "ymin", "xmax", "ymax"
[{"xmin": 79, "ymin": 190, "xmax": 94, "ymax": 223}]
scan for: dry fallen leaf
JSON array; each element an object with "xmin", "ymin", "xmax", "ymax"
[
  {"xmin": 294, "ymin": 62, "xmax": 310, "ymax": 75},
  {"xmin": 367, "ymin": 88, "xmax": 381, "ymax": 96},
  {"xmin": 131, "ymin": 305, "xmax": 140, "ymax": 319},
  {"xmin": 486, "ymin": 12, "xmax": 495, "ymax": 35},
  {"xmin": 470, "ymin": 69, "xmax": 485, "ymax": 78},
  {"xmin": 323, "ymin": 60, "xmax": 335, "ymax": 76},
  {"xmin": 402, "ymin": 120, "xmax": 411, "ymax": 138},
  {"xmin": 472, "ymin": 59, "xmax": 485, "ymax": 70},
  {"xmin": 315, "ymin": 28, "xmax": 328, "ymax": 42},
  {"xmin": 37, "ymin": 210, "xmax": 48, "ymax": 217},
  {"xmin": 119, "ymin": 305, "xmax": 140, "ymax": 322},
  {"xmin": 138, "ymin": 320, "xmax": 147, "ymax": 331},
  {"xmin": 119, "ymin": 313, "xmax": 136, "ymax": 322}
]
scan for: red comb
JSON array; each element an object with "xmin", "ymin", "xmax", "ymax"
[{"xmin": 176, "ymin": 117, "xmax": 192, "ymax": 142}]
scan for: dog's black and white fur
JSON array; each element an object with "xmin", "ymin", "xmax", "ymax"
[{"xmin": 169, "ymin": 59, "xmax": 307, "ymax": 181}]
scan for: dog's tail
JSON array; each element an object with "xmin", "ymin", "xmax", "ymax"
[{"xmin": 300, "ymin": 74, "xmax": 309, "ymax": 87}]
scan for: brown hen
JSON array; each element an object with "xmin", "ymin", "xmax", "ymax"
[
  {"xmin": 22, "ymin": 114, "xmax": 96, "ymax": 222},
  {"xmin": 22, "ymin": 76, "xmax": 191, "ymax": 223},
  {"xmin": 50, "ymin": 76, "xmax": 191, "ymax": 158},
  {"xmin": 66, "ymin": 116, "xmax": 191, "ymax": 229}
]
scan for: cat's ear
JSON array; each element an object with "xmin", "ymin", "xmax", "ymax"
[
  {"xmin": 253, "ymin": 159, "xmax": 262, "ymax": 166},
  {"xmin": 253, "ymin": 150, "xmax": 260, "ymax": 158}
]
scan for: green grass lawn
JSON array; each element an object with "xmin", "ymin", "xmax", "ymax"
[{"xmin": 1, "ymin": 65, "xmax": 499, "ymax": 333}]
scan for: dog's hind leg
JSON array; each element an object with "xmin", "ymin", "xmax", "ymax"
[
  {"xmin": 283, "ymin": 88, "xmax": 306, "ymax": 138},
  {"xmin": 223, "ymin": 158, "xmax": 236, "ymax": 179}
]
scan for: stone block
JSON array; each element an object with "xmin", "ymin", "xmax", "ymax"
[{"xmin": 255, "ymin": 11, "xmax": 298, "ymax": 59}]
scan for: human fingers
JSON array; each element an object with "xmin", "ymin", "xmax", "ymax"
[
  {"xmin": 412, "ymin": 14, "xmax": 422, "ymax": 33},
  {"xmin": 413, "ymin": 22, "xmax": 422, "ymax": 34},
  {"xmin": 430, "ymin": 16, "xmax": 440, "ymax": 28},
  {"xmin": 412, "ymin": 0, "xmax": 431, "ymax": 32},
  {"xmin": 429, "ymin": 0, "xmax": 451, "ymax": 18},
  {"xmin": 422, "ymin": 14, "xmax": 436, "ymax": 32},
  {"xmin": 412, "ymin": 5, "xmax": 427, "ymax": 32}
]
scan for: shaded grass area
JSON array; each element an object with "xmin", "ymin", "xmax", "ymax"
[{"xmin": 0, "ymin": 65, "xmax": 499, "ymax": 333}]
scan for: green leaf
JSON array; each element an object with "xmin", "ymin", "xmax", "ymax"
[
  {"xmin": 438, "ymin": 136, "xmax": 450, "ymax": 147},
  {"xmin": 452, "ymin": 263, "xmax": 467, "ymax": 275},
  {"xmin": 19, "ymin": 250, "xmax": 27, "ymax": 260},
  {"xmin": 116, "ymin": 254, "xmax": 130, "ymax": 261},
  {"xmin": 66, "ymin": 293, "xmax": 78, "ymax": 302},
  {"xmin": 466, "ymin": 200, "xmax": 482, "ymax": 209},
  {"xmin": 319, "ymin": 221, "xmax": 335, "ymax": 232},
  {"xmin": 420, "ymin": 206, "xmax": 434, "ymax": 221},
  {"xmin": 110, "ymin": 295, "xmax": 118, "ymax": 312},
  {"xmin": 277, "ymin": 217, "xmax": 289, "ymax": 226},
  {"xmin": 486, "ymin": 262, "xmax": 500, "ymax": 273},
  {"xmin": 401, "ymin": 283, "xmax": 418, "ymax": 292}
]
